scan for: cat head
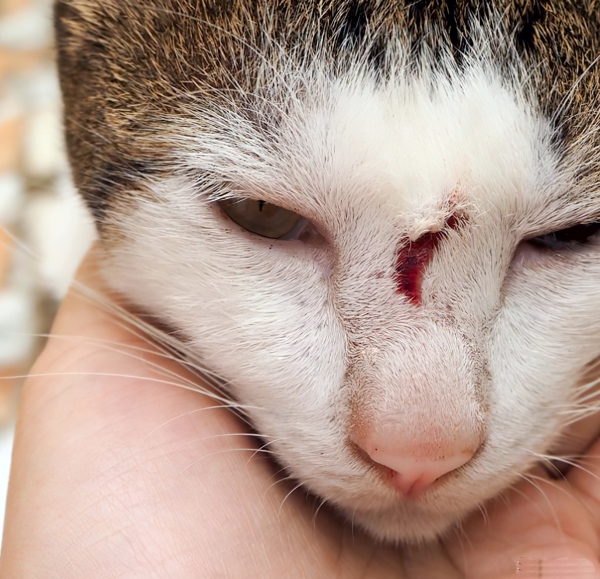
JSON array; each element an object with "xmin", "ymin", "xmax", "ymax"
[{"xmin": 55, "ymin": 0, "xmax": 600, "ymax": 541}]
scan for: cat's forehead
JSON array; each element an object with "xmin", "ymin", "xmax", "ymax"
[
  {"xmin": 178, "ymin": 66, "xmax": 549, "ymax": 226},
  {"xmin": 296, "ymin": 71, "xmax": 543, "ymax": 214},
  {"xmin": 55, "ymin": 0, "xmax": 600, "ymax": 224}
]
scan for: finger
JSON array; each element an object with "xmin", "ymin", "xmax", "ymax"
[{"xmin": 444, "ymin": 471, "xmax": 600, "ymax": 578}]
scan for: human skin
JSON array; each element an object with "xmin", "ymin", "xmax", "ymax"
[{"xmin": 0, "ymin": 251, "xmax": 599, "ymax": 578}]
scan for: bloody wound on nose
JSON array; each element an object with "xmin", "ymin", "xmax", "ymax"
[{"xmin": 394, "ymin": 214, "xmax": 462, "ymax": 304}]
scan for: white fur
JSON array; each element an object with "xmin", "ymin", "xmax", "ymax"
[{"xmin": 100, "ymin": 52, "xmax": 600, "ymax": 542}]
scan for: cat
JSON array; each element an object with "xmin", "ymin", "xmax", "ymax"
[{"xmin": 54, "ymin": 0, "xmax": 600, "ymax": 542}]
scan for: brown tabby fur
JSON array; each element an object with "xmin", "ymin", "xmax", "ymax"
[{"xmin": 54, "ymin": 0, "xmax": 600, "ymax": 223}]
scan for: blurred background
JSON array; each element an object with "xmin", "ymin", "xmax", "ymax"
[{"xmin": 0, "ymin": 0, "xmax": 96, "ymax": 542}]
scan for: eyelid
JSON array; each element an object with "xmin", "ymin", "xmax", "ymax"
[
  {"xmin": 216, "ymin": 198, "xmax": 305, "ymax": 240},
  {"xmin": 524, "ymin": 218, "xmax": 599, "ymax": 238},
  {"xmin": 524, "ymin": 220, "xmax": 600, "ymax": 250}
]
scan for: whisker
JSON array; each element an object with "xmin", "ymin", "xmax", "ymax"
[
  {"xmin": 510, "ymin": 477, "xmax": 555, "ymax": 520},
  {"xmin": 63, "ymin": 283, "xmax": 264, "ymax": 423},
  {"xmin": 572, "ymin": 378, "xmax": 600, "ymax": 397},
  {"xmin": 247, "ymin": 438, "xmax": 281, "ymax": 464},
  {"xmin": 144, "ymin": 409, "xmax": 271, "ymax": 439},
  {"xmin": 15, "ymin": 371, "xmax": 226, "ymax": 398},
  {"xmin": 179, "ymin": 434, "xmax": 278, "ymax": 457},
  {"xmin": 21, "ymin": 328, "xmax": 262, "ymax": 424},
  {"xmin": 526, "ymin": 450, "xmax": 600, "ymax": 484},
  {"xmin": 0, "ymin": 224, "xmax": 39, "ymax": 260},
  {"xmin": 69, "ymin": 283, "xmax": 224, "ymax": 384},
  {"xmin": 516, "ymin": 473, "xmax": 564, "ymax": 535},
  {"xmin": 475, "ymin": 501, "xmax": 490, "ymax": 527},
  {"xmin": 311, "ymin": 496, "xmax": 329, "ymax": 533},
  {"xmin": 263, "ymin": 470, "xmax": 294, "ymax": 496},
  {"xmin": 450, "ymin": 517, "xmax": 474, "ymax": 557},
  {"xmin": 278, "ymin": 482, "xmax": 306, "ymax": 517},
  {"xmin": 350, "ymin": 504, "xmax": 359, "ymax": 544}
]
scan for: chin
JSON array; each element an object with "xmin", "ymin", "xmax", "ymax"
[
  {"xmin": 347, "ymin": 504, "xmax": 465, "ymax": 544},
  {"xmin": 324, "ymin": 473, "xmax": 499, "ymax": 544}
]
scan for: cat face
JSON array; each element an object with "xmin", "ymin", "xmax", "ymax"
[{"xmin": 55, "ymin": 0, "xmax": 600, "ymax": 541}]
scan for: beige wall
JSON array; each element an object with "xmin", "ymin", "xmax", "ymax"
[{"xmin": 0, "ymin": 0, "xmax": 95, "ymax": 423}]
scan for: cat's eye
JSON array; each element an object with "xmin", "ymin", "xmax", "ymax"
[
  {"xmin": 528, "ymin": 221, "xmax": 600, "ymax": 250},
  {"xmin": 217, "ymin": 198, "xmax": 304, "ymax": 239}
]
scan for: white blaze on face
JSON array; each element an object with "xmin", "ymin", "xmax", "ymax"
[{"xmin": 101, "ymin": 58, "xmax": 600, "ymax": 542}]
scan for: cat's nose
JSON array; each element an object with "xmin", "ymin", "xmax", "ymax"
[{"xmin": 354, "ymin": 433, "xmax": 476, "ymax": 498}]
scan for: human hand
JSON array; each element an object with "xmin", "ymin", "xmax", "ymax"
[{"xmin": 0, "ymin": 250, "xmax": 598, "ymax": 578}]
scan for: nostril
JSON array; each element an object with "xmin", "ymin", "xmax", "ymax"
[
  {"xmin": 355, "ymin": 439, "xmax": 476, "ymax": 498},
  {"xmin": 383, "ymin": 453, "xmax": 474, "ymax": 498}
]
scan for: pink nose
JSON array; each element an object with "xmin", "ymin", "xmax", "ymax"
[{"xmin": 356, "ymin": 436, "xmax": 476, "ymax": 498}]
